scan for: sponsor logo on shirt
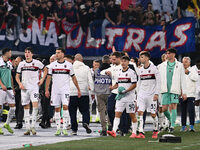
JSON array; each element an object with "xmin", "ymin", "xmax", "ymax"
[
  {"xmin": 118, "ymin": 78, "xmax": 131, "ymax": 83},
  {"xmin": 140, "ymin": 74, "xmax": 155, "ymax": 80},
  {"xmin": 21, "ymin": 66, "xmax": 39, "ymax": 71},
  {"xmin": 52, "ymin": 69, "xmax": 70, "ymax": 74}
]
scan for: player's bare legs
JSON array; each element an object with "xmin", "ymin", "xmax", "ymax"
[{"xmin": 24, "ymin": 102, "xmax": 38, "ymax": 135}]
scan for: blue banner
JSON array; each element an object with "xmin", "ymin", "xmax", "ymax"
[{"xmin": 0, "ymin": 17, "xmax": 196, "ymax": 58}]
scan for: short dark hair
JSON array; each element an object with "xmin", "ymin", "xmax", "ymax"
[
  {"xmin": 166, "ymin": 48, "xmax": 177, "ymax": 54},
  {"xmin": 131, "ymin": 57, "xmax": 139, "ymax": 64},
  {"xmin": 2, "ymin": 48, "xmax": 11, "ymax": 55},
  {"xmin": 25, "ymin": 47, "xmax": 34, "ymax": 54},
  {"xmin": 121, "ymin": 56, "xmax": 130, "ymax": 61},
  {"xmin": 139, "ymin": 51, "xmax": 151, "ymax": 59},
  {"xmin": 65, "ymin": 54, "xmax": 74, "ymax": 61},
  {"xmin": 67, "ymin": 1, "xmax": 72, "ymax": 4},
  {"xmin": 16, "ymin": 56, "xmax": 23, "ymax": 61},
  {"xmin": 102, "ymin": 55, "xmax": 110, "ymax": 63},
  {"xmin": 93, "ymin": 60, "xmax": 100, "ymax": 64},
  {"xmin": 112, "ymin": 51, "xmax": 121, "ymax": 58},
  {"xmin": 56, "ymin": 47, "xmax": 65, "ymax": 54}
]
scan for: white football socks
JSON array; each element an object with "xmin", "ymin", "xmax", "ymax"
[
  {"xmin": 6, "ymin": 107, "xmax": 16, "ymax": 125},
  {"xmin": 153, "ymin": 116, "xmax": 158, "ymax": 131},
  {"xmin": 113, "ymin": 117, "xmax": 120, "ymax": 132},
  {"xmin": 24, "ymin": 109, "xmax": 30, "ymax": 130},
  {"xmin": 138, "ymin": 115, "xmax": 144, "ymax": 133},
  {"xmin": 55, "ymin": 112, "xmax": 61, "ymax": 130},
  {"xmin": 62, "ymin": 110, "xmax": 68, "ymax": 130},
  {"xmin": 32, "ymin": 107, "xmax": 38, "ymax": 128},
  {"xmin": 132, "ymin": 122, "xmax": 137, "ymax": 134}
]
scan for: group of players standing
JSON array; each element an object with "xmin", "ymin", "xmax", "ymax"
[{"xmin": 0, "ymin": 46, "xmax": 199, "ymax": 139}]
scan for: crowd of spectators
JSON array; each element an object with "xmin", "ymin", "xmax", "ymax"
[{"xmin": 0, "ymin": 0, "xmax": 198, "ymax": 45}]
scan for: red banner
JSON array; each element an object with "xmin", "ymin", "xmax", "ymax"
[{"xmin": 61, "ymin": 20, "xmax": 78, "ymax": 34}]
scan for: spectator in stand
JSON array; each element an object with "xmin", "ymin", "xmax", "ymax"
[
  {"xmin": 154, "ymin": 10, "xmax": 161, "ymax": 25},
  {"xmin": 63, "ymin": 0, "xmax": 75, "ymax": 5},
  {"xmin": 134, "ymin": 4, "xmax": 145, "ymax": 26},
  {"xmin": 21, "ymin": 4, "xmax": 37, "ymax": 36},
  {"xmin": 146, "ymin": 1, "xmax": 153, "ymax": 12},
  {"xmin": 88, "ymin": 0, "xmax": 105, "ymax": 43},
  {"xmin": 79, "ymin": 0, "xmax": 94, "ymax": 35},
  {"xmin": 122, "ymin": 4, "xmax": 137, "ymax": 25},
  {"xmin": 177, "ymin": 0, "xmax": 195, "ymax": 18},
  {"xmin": 144, "ymin": 11, "xmax": 155, "ymax": 26},
  {"xmin": 41, "ymin": 0, "xmax": 55, "ymax": 35},
  {"xmin": 74, "ymin": 0, "xmax": 84, "ymax": 10},
  {"xmin": 5, "ymin": 0, "xmax": 23, "ymax": 46},
  {"xmin": 59, "ymin": 2, "xmax": 79, "ymax": 38},
  {"xmin": 63, "ymin": 2, "xmax": 79, "ymax": 24},
  {"xmin": 0, "ymin": 0, "xmax": 7, "ymax": 31},
  {"xmin": 30, "ymin": 0, "xmax": 41, "ymax": 19},
  {"xmin": 101, "ymin": 0, "xmax": 122, "ymax": 45},
  {"xmin": 53, "ymin": 0, "xmax": 65, "ymax": 39}
]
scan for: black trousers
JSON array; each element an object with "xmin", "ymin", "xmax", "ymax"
[
  {"xmin": 15, "ymin": 89, "xmax": 24, "ymax": 125},
  {"xmin": 180, "ymin": 97, "xmax": 195, "ymax": 126},
  {"xmin": 69, "ymin": 96, "xmax": 90, "ymax": 132},
  {"xmin": 119, "ymin": 111, "xmax": 131, "ymax": 133},
  {"xmin": 40, "ymin": 92, "xmax": 51, "ymax": 124},
  {"xmin": 107, "ymin": 93, "xmax": 116, "ymax": 126}
]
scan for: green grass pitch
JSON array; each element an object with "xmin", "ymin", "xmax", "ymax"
[{"xmin": 16, "ymin": 124, "xmax": 200, "ymax": 150}]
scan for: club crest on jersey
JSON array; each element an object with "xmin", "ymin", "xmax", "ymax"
[
  {"xmin": 148, "ymin": 70, "xmax": 151, "ymax": 73},
  {"xmin": 64, "ymin": 65, "xmax": 67, "ymax": 68},
  {"xmin": 125, "ymin": 73, "xmax": 128, "ymax": 76},
  {"xmin": 55, "ymin": 65, "xmax": 57, "ymax": 67},
  {"xmin": 32, "ymin": 63, "xmax": 35, "ymax": 66}
]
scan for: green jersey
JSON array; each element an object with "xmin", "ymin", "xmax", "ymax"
[
  {"xmin": 0, "ymin": 57, "xmax": 13, "ymax": 89},
  {"xmin": 167, "ymin": 61, "xmax": 175, "ymax": 92}
]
